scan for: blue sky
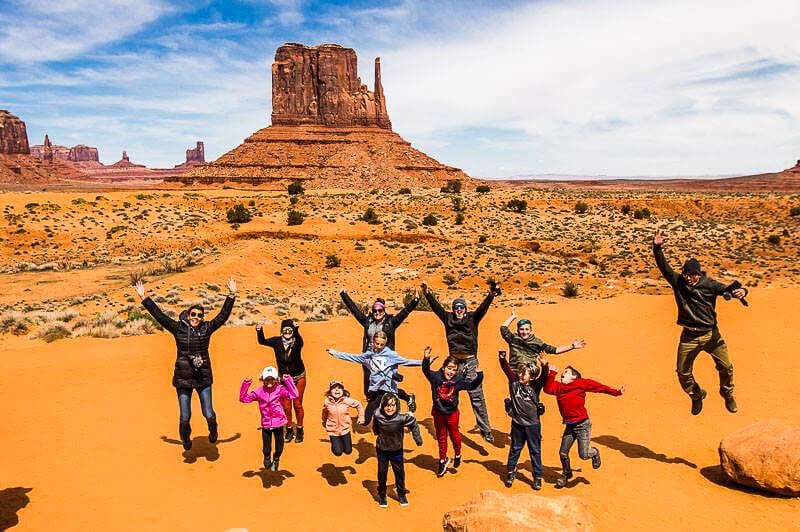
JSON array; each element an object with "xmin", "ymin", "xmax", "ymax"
[{"xmin": 1, "ymin": 0, "xmax": 798, "ymax": 177}]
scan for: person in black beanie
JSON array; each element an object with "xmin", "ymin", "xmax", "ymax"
[
  {"xmin": 256, "ymin": 319, "xmax": 306, "ymax": 443},
  {"xmin": 653, "ymin": 229, "xmax": 748, "ymax": 415}
]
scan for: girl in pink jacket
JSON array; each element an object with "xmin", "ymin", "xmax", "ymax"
[
  {"xmin": 322, "ymin": 380, "xmax": 365, "ymax": 456},
  {"xmin": 240, "ymin": 366, "xmax": 299, "ymax": 471}
]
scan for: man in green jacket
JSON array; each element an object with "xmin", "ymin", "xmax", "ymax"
[{"xmin": 500, "ymin": 308, "xmax": 586, "ymax": 374}]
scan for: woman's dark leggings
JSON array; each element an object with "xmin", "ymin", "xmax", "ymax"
[
  {"xmin": 262, "ymin": 427, "xmax": 285, "ymax": 461},
  {"xmin": 330, "ymin": 433, "xmax": 353, "ymax": 456}
]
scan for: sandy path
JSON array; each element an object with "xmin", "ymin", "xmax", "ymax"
[{"xmin": 1, "ymin": 290, "xmax": 798, "ymax": 530}]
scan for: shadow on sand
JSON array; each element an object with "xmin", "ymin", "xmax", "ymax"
[
  {"xmin": 592, "ymin": 435, "xmax": 697, "ymax": 468},
  {"xmin": 317, "ymin": 464, "xmax": 357, "ymax": 486},
  {"xmin": 161, "ymin": 433, "xmax": 241, "ymax": 463},
  {"xmin": 0, "ymin": 487, "xmax": 32, "ymax": 531},
  {"xmin": 700, "ymin": 465, "xmax": 795, "ymax": 499},
  {"xmin": 242, "ymin": 468, "xmax": 295, "ymax": 489},
  {"xmin": 464, "ymin": 458, "xmax": 564, "ymax": 487}
]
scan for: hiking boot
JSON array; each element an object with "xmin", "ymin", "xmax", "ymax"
[
  {"xmin": 284, "ymin": 427, "xmax": 294, "ymax": 443},
  {"xmin": 295, "ymin": 426, "xmax": 304, "ymax": 443},
  {"xmin": 179, "ymin": 421, "xmax": 192, "ymax": 451},
  {"xmin": 591, "ymin": 448, "xmax": 602, "ymax": 469},
  {"xmin": 437, "ymin": 458, "xmax": 451, "ymax": 477},
  {"xmin": 378, "ymin": 495, "xmax": 388, "ymax": 508},
  {"xmin": 555, "ymin": 466, "xmax": 573, "ymax": 489},
  {"xmin": 505, "ymin": 470, "xmax": 515, "ymax": 487},
  {"xmin": 407, "ymin": 393, "xmax": 417, "ymax": 413},
  {"xmin": 691, "ymin": 389, "xmax": 708, "ymax": 416},
  {"xmin": 398, "ymin": 492, "xmax": 409, "ymax": 506},
  {"xmin": 533, "ymin": 477, "xmax": 543, "ymax": 491},
  {"xmin": 271, "ymin": 459, "xmax": 280, "ymax": 472},
  {"xmin": 263, "ymin": 457, "xmax": 272, "ymax": 470},
  {"xmin": 481, "ymin": 431, "xmax": 494, "ymax": 443},
  {"xmin": 453, "ymin": 455, "xmax": 461, "ymax": 469},
  {"xmin": 724, "ymin": 395, "xmax": 738, "ymax": 413},
  {"xmin": 207, "ymin": 417, "xmax": 218, "ymax": 444}
]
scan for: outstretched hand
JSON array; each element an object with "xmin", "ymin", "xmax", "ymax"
[
  {"xmin": 420, "ymin": 280, "xmax": 429, "ymax": 294},
  {"xmin": 572, "ymin": 339, "xmax": 587, "ymax": 350},
  {"xmin": 653, "ymin": 229, "xmax": 665, "ymax": 246},
  {"xmin": 326, "ymin": 348, "xmax": 336, "ymax": 355},
  {"xmin": 731, "ymin": 288, "xmax": 746, "ymax": 299},
  {"xmin": 133, "ymin": 280, "xmax": 145, "ymax": 300},
  {"xmin": 414, "ymin": 288, "xmax": 420, "ymax": 300},
  {"xmin": 619, "ymin": 384, "xmax": 626, "ymax": 395},
  {"xmin": 227, "ymin": 278, "xmax": 237, "ymax": 295},
  {"xmin": 243, "ymin": 378, "xmax": 252, "ymax": 385},
  {"xmin": 255, "ymin": 323, "xmax": 263, "ymax": 331},
  {"xmin": 510, "ymin": 307, "xmax": 517, "ymax": 319},
  {"xmin": 423, "ymin": 346, "xmax": 432, "ymax": 359}
]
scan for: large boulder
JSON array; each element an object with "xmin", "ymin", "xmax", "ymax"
[
  {"xmin": 719, "ymin": 420, "xmax": 800, "ymax": 496},
  {"xmin": 442, "ymin": 490, "xmax": 594, "ymax": 531}
]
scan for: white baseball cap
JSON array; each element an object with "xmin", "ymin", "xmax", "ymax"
[{"xmin": 260, "ymin": 366, "xmax": 278, "ymax": 380}]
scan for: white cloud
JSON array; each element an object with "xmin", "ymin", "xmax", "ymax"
[{"xmin": 0, "ymin": 0, "xmax": 170, "ymax": 62}]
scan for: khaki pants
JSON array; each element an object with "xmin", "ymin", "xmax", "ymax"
[{"xmin": 676, "ymin": 328, "xmax": 734, "ymax": 398}]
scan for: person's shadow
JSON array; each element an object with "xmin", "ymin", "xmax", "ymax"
[
  {"xmin": 161, "ymin": 433, "xmax": 241, "ymax": 464},
  {"xmin": 317, "ymin": 463, "xmax": 357, "ymax": 486},
  {"xmin": 419, "ymin": 417, "xmax": 491, "ymax": 456},
  {"xmin": 464, "ymin": 458, "xmax": 567, "ymax": 486},
  {"xmin": 242, "ymin": 468, "xmax": 295, "ymax": 489},
  {"xmin": 466, "ymin": 427, "xmax": 509, "ymax": 449},
  {"xmin": 592, "ymin": 435, "xmax": 697, "ymax": 469},
  {"xmin": 406, "ymin": 452, "xmax": 440, "ymax": 475},
  {"xmin": 0, "ymin": 487, "xmax": 32, "ymax": 531},
  {"xmin": 353, "ymin": 437, "xmax": 376, "ymax": 465}
]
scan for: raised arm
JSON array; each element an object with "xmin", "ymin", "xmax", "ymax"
[
  {"xmin": 207, "ymin": 279, "xmax": 237, "ymax": 332},
  {"xmin": 339, "ymin": 290, "xmax": 368, "ymax": 325},
  {"xmin": 542, "ymin": 369, "xmax": 559, "ymax": 395},
  {"xmin": 501, "ymin": 308, "xmax": 517, "ymax": 329},
  {"xmin": 280, "ymin": 374, "xmax": 299, "ymax": 400},
  {"xmin": 423, "ymin": 288, "xmax": 448, "ymax": 322},
  {"xmin": 140, "ymin": 294, "xmax": 180, "ymax": 333},
  {"xmin": 392, "ymin": 289, "xmax": 419, "ymax": 327},
  {"xmin": 653, "ymin": 230, "xmax": 680, "ymax": 286},
  {"xmin": 256, "ymin": 325, "xmax": 278, "ymax": 348},
  {"xmin": 462, "ymin": 370, "xmax": 484, "ymax": 391},
  {"xmin": 421, "ymin": 352, "xmax": 434, "ymax": 382},
  {"xmin": 292, "ymin": 321, "xmax": 304, "ymax": 349},
  {"xmin": 326, "ymin": 348, "xmax": 369, "ymax": 364},
  {"xmin": 472, "ymin": 290, "xmax": 496, "ymax": 324},
  {"xmin": 554, "ymin": 339, "xmax": 585, "ymax": 354},
  {"xmin": 239, "ymin": 379, "xmax": 257, "ymax": 403},
  {"xmin": 394, "ymin": 352, "xmax": 423, "ymax": 367},
  {"xmin": 498, "ymin": 352, "xmax": 518, "ymax": 382}
]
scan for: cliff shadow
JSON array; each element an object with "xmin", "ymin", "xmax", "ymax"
[
  {"xmin": 160, "ymin": 433, "xmax": 241, "ymax": 464},
  {"xmin": 592, "ymin": 435, "xmax": 697, "ymax": 468},
  {"xmin": 317, "ymin": 463, "xmax": 357, "ymax": 487},
  {"xmin": 242, "ymin": 468, "xmax": 295, "ymax": 490},
  {"xmin": 700, "ymin": 465, "xmax": 794, "ymax": 499},
  {"xmin": 0, "ymin": 487, "xmax": 32, "ymax": 531}
]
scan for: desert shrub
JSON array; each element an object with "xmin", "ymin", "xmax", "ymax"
[
  {"xmin": 362, "ymin": 208, "xmax": 380, "ymax": 225},
  {"xmin": 528, "ymin": 241, "xmax": 541, "ymax": 252},
  {"xmin": 574, "ymin": 201, "xmax": 589, "ymax": 214},
  {"xmin": 422, "ymin": 213, "xmax": 438, "ymax": 226},
  {"xmin": 126, "ymin": 309, "xmax": 163, "ymax": 331},
  {"xmin": 248, "ymin": 199, "xmax": 256, "ymax": 206},
  {"xmin": 440, "ymin": 179, "xmax": 462, "ymax": 193},
  {"xmin": 87, "ymin": 323, "xmax": 121, "ymax": 339},
  {"xmin": 325, "ymin": 254, "xmax": 341, "ymax": 268},
  {"xmin": 398, "ymin": 187, "xmax": 411, "ymax": 194},
  {"xmin": 121, "ymin": 319, "xmax": 157, "ymax": 336},
  {"xmin": 289, "ymin": 196, "xmax": 299, "ymax": 205},
  {"xmin": 527, "ymin": 280, "xmax": 540, "ymax": 289},
  {"xmin": 506, "ymin": 199, "xmax": 527, "ymax": 213},
  {"xmin": 442, "ymin": 274, "xmax": 458, "ymax": 286},
  {"xmin": 288, "ymin": 181, "xmax": 305, "ymax": 195},
  {"xmin": 226, "ymin": 203, "xmax": 252, "ymax": 224},
  {"xmin": 562, "ymin": 281, "xmax": 579, "ymax": 298},
  {"xmin": 287, "ymin": 210, "xmax": 305, "ymax": 226},
  {"xmin": 403, "ymin": 290, "xmax": 431, "ymax": 311},
  {"xmin": 455, "ymin": 212, "xmax": 465, "ymax": 225},
  {"xmin": 790, "ymin": 206, "xmax": 800, "ymax": 217},
  {"xmin": 33, "ymin": 323, "xmax": 71, "ymax": 343},
  {"xmin": 476, "ymin": 185, "xmax": 490, "ymax": 193},
  {"xmin": 767, "ymin": 234, "xmax": 781, "ymax": 245},
  {"xmin": 478, "ymin": 235, "xmax": 488, "ymax": 243},
  {"xmin": 621, "ymin": 204, "xmax": 631, "ymax": 215},
  {"xmin": 0, "ymin": 311, "xmax": 31, "ymax": 335},
  {"xmin": 451, "ymin": 196, "xmax": 466, "ymax": 212},
  {"xmin": 633, "ymin": 208, "xmax": 651, "ymax": 220}
]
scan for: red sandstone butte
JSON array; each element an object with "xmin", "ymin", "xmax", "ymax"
[{"xmin": 0, "ymin": 110, "xmax": 31, "ymax": 155}]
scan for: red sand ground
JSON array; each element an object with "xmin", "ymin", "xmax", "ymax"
[{"xmin": 1, "ymin": 290, "xmax": 799, "ymax": 530}]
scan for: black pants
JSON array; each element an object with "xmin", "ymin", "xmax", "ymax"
[
  {"xmin": 507, "ymin": 421, "xmax": 543, "ymax": 478},
  {"xmin": 330, "ymin": 433, "xmax": 353, "ymax": 456},
  {"xmin": 262, "ymin": 427, "xmax": 285, "ymax": 461},
  {"xmin": 377, "ymin": 448, "xmax": 405, "ymax": 497}
]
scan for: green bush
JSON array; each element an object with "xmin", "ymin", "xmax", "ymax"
[
  {"xmin": 562, "ymin": 281, "xmax": 579, "ymax": 298},
  {"xmin": 440, "ymin": 179, "xmax": 462, "ymax": 193},
  {"xmin": 287, "ymin": 210, "xmax": 305, "ymax": 226},
  {"xmin": 362, "ymin": 207, "xmax": 380, "ymax": 225},
  {"xmin": 403, "ymin": 290, "xmax": 431, "ymax": 311},
  {"xmin": 289, "ymin": 196, "xmax": 299, "ymax": 205},
  {"xmin": 398, "ymin": 187, "xmax": 411, "ymax": 194},
  {"xmin": 325, "ymin": 254, "xmax": 341, "ymax": 268},
  {"xmin": 226, "ymin": 203, "xmax": 252, "ymax": 224},
  {"xmin": 633, "ymin": 207, "xmax": 651, "ymax": 220},
  {"xmin": 422, "ymin": 213, "xmax": 438, "ymax": 226},
  {"xmin": 506, "ymin": 199, "xmax": 527, "ymax": 213},
  {"xmin": 621, "ymin": 204, "xmax": 631, "ymax": 215},
  {"xmin": 767, "ymin": 234, "xmax": 781, "ymax": 245},
  {"xmin": 574, "ymin": 201, "xmax": 589, "ymax": 214},
  {"xmin": 288, "ymin": 181, "xmax": 305, "ymax": 195},
  {"xmin": 478, "ymin": 235, "xmax": 488, "ymax": 243},
  {"xmin": 527, "ymin": 280, "xmax": 540, "ymax": 289},
  {"xmin": 442, "ymin": 274, "xmax": 457, "ymax": 286},
  {"xmin": 790, "ymin": 206, "xmax": 800, "ymax": 217},
  {"xmin": 476, "ymin": 185, "xmax": 491, "ymax": 193},
  {"xmin": 454, "ymin": 212, "xmax": 465, "ymax": 225}
]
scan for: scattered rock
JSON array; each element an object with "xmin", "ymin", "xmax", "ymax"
[{"xmin": 719, "ymin": 420, "xmax": 800, "ymax": 496}]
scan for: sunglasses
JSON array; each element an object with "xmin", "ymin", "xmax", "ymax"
[
  {"xmin": 189, "ymin": 311, "xmax": 204, "ymax": 318},
  {"xmin": 281, "ymin": 328, "xmax": 294, "ymax": 334},
  {"xmin": 453, "ymin": 306, "xmax": 466, "ymax": 310}
]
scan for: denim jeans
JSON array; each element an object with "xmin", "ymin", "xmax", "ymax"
[
  {"xmin": 507, "ymin": 421, "xmax": 542, "ymax": 477},
  {"xmin": 456, "ymin": 356, "xmax": 492, "ymax": 433},
  {"xmin": 177, "ymin": 385, "xmax": 215, "ymax": 422}
]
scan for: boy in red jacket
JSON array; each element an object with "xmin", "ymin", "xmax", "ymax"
[{"xmin": 543, "ymin": 360, "xmax": 625, "ymax": 488}]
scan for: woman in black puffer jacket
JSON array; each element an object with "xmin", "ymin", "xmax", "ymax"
[{"xmin": 135, "ymin": 278, "xmax": 236, "ymax": 451}]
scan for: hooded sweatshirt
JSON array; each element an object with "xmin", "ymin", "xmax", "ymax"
[
  {"xmin": 422, "ymin": 357, "xmax": 484, "ymax": 415},
  {"xmin": 239, "ymin": 375, "xmax": 299, "ymax": 429},
  {"xmin": 372, "ymin": 395, "xmax": 423, "ymax": 452},
  {"xmin": 500, "ymin": 325, "xmax": 557, "ymax": 373},
  {"xmin": 257, "ymin": 320, "xmax": 305, "ymax": 377},
  {"xmin": 424, "ymin": 290, "xmax": 495, "ymax": 356},
  {"xmin": 322, "ymin": 395, "xmax": 365, "ymax": 437},
  {"xmin": 142, "ymin": 295, "xmax": 235, "ymax": 389},
  {"xmin": 328, "ymin": 347, "xmax": 422, "ymax": 394},
  {"xmin": 543, "ymin": 370, "xmax": 621, "ymax": 424},
  {"xmin": 653, "ymin": 244, "xmax": 743, "ymax": 332}
]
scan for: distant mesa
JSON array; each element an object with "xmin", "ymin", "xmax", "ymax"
[
  {"xmin": 0, "ymin": 110, "xmax": 31, "ymax": 155},
  {"xmin": 177, "ymin": 43, "xmax": 468, "ymax": 188},
  {"xmin": 31, "ymin": 135, "xmax": 101, "ymax": 168},
  {"xmin": 108, "ymin": 150, "xmax": 146, "ymax": 169},
  {"xmin": 174, "ymin": 141, "xmax": 205, "ymax": 168}
]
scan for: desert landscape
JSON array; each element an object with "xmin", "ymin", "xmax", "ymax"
[{"xmin": 1, "ymin": 5, "xmax": 799, "ymax": 530}]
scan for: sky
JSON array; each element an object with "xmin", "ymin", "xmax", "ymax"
[{"xmin": 0, "ymin": 0, "xmax": 798, "ymax": 178}]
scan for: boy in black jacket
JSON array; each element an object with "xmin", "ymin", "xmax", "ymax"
[
  {"xmin": 422, "ymin": 347, "xmax": 484, "ymax": 477},
  {"xmin": 372, "ymin": 393, "xmax": 423, "ymax": 508},
  {"xmin": 653, "ymin": 229, "xmax": 748, "ymax": 415}
]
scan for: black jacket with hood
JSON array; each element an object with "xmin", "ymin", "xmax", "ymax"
[
  {"xmin": 653, "ymin": 244, "xmax": 745, "ymax": 333},
  {"xmin": 142, "ymin": 295, "xmax": 235, "ymax": 388},
  {"xmin": 256, "ymin": 319, "xmax": 305, "ymax": 377},
  {"xmin": 339, "ymin": 291, "xmax": 419, "ymax": 351},
  {"xmin": 424, "ymin": 290, "xmax": 495, "ymax": 356},
  {"xmin": 372, "ymin": 393, "xmax": 423, "ymax": 452}
]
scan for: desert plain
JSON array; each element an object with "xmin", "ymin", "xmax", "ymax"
[{"xmin": 1, "ymin": 184, "xmax": 799, "ymax": 530}]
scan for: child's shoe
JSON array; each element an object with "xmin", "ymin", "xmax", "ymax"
[
  {"xmin": 398, "ymin": 492, "xmax": 409, "ymax": 506},
  {"xmin": 505, "ymin": 470, "xmax": 515, "ymax": 487},
  {"xmin": 437, "ymin": 458, "xmax": 451, "ymax": 477},
  {"xmin": 691, "ymin": 389, "xmax": 707, "ymax": 415},
  {"xmin": 591, "ymin": 448, "xmax": 602, "ymax": 469},
  {"xmin": 263, "ymin": 457, "xmax": 272, "ymax": 470},
  {"xmin": 378, "ymin": 495, "xmax": 388, "ymax": 508},
  {"xmin": 407, "ymin": 393, "xmax": 417, "ymax": 413},
  {"xmin": 533, "ymin": 477, "xmax": 543, "ymax": 491},
  {"xmin": 453, "ymin": 455, "xmax": 461, "ymax": 469},
  {"xmin": 284, "ymin": 427, "xmax": 295, "ymax": 443},
  {"xmin": 271, "ymin": 459, "xmax": 280, "ymax": 472},
  {"xmin": 724, "ymin": 395, "xmax": 738, "ymax": 413},
  {"xmin": 295, "ymin": 426, "xmax": 304, "ymax": 443}
]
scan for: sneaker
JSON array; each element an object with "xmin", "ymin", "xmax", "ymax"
[
  {"xmin": 284, "ymin": 427, "xmax": 295, "ymax": 443},
  {"xmin": 437, "ymin": 458, "xmax": 451, "ymax": 477},
  {"xmin": 407, "ymin": 393, "xmax": 417, "ymax": 413},
  {"xmin": 295, "ymin": 426, "xmax": 304, "ymax": 443},
  {"xmin": 481, "ymin": 431, "xmax": 494, "ymax": 443},
  {"xmin": 555, "ymin": 469, "xmax": 572, "ymax": 489},
  {"xmin": 398, "ymin": 492, "xmax": 409, "ymax": 506},
  {"xmin": 591, "ymin": 448, "xmax": 601, "ymax": 469},
  {"xmin": 378, "ymin": 495, "xmax": 388, "ymax": 508},
  {"xmin": 691, "ymin": 389, "xmax": 708, "ymax": 416},
  {"xmin": 453, "ymin": 455, "xmax": 461, "ymax": 469},
  {"xmin": 533, "ymin": 477, "xmax": 543, "ymax": 491},
  {"xmin": 263, "ymin": 457, "xmax": 272, "ymax": 470},
  {"xmin": 271, "ymin": 459, "xmax": 280, "ymax": 472},
  {"xmin": 505, "ymin": 470, "xmax": 515, "ymax": 487},
  {"xmin": 724, "ymin": 395, "xmax": 738, "ymax": 413}
]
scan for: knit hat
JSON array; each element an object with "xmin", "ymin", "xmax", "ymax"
[
  {"xmin": 329, "ymin": 379, "xmax": 344, "ymax": 390},
  {"xmin": 260, "ymin": 366, "xmax": 278, "ymax": 380},
  {"xmin": 452, "ymin": 297, "xmax": 467, "ymax": 309},
  {"xmin": 280, "ymin": 319, "xmax": 294, "ymax": 331},
  {"xmin": 681, "ymin": 258, "xmax": 702, "ymax": 276}
]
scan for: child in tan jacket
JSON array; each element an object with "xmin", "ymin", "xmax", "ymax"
[{"xmin": 322, "ymin": 380, "xmax": 365, "ymax": 456}]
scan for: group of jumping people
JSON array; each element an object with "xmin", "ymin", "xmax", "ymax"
[{"xmin": 132, "ymin": 229, "xmax": 749, "ymax": 507}]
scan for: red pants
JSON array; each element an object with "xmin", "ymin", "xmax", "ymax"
[
  {"xmin": 432, "ymin": 408, "xmax": 462, "ymax": 461},
  {"xmin": 281, "ymin": 375, "xmax": 306, "ymax": 426}
]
